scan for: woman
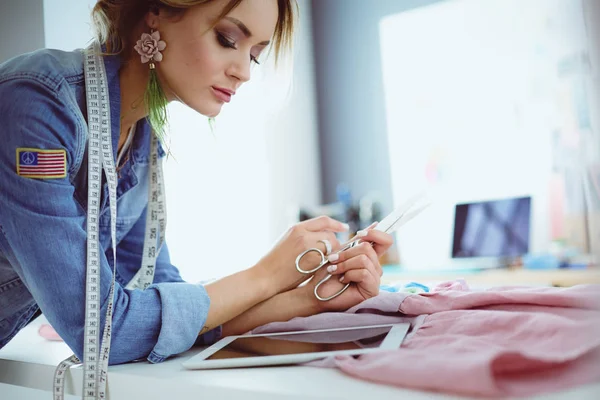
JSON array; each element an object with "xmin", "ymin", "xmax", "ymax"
[{"xmin": 0, "ymin": 0, "xmax": 393, "ymax": 366}]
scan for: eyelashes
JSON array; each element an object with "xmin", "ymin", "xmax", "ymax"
[
  {"xmin": 216, "ymin": 32, "xmax": 260, "ymax": 65},
  {"xmin": 216, "ymin": 31, "xmax": 235, "ymax": 48}
]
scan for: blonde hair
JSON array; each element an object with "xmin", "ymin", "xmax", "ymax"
[{"xmin": 91, "ymin": 0, "xmax": 298, "ymax": 64}]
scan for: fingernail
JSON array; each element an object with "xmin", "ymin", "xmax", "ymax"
[
  {"xmin": 327, "ymin": 265, "xmax": 337, "ymax": 273},
  {"xmin": 339, "ymin": 276, "xmax": 344, "ymax": 282},
  {"xmin": 328, "ymin": 253, "xmax": 339, "ymax": 262},
  {"xmin": 357, "ymin": 230, "xmax": 367, "ymax": 237},
  {"xmin": 341, "ymin": 223, "xmax": 350, "ymax": 230}
]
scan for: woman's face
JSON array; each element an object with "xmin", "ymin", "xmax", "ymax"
[{"xmin": 154, "ymin": 0, "xmax": 278, "ymax": 117}]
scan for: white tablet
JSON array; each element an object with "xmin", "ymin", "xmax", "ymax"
[{"xmin": 182, "ymin": 323, "xmax": 409, "ymax": 370}]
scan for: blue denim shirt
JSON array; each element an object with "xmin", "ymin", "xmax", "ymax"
[{"xmin": 0, "ymin": 48, "xmax": 221, "ymax": 364}]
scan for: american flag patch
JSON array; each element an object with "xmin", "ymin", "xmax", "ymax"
[{"xmin": 16, "ymin": 148, "xmax": 67, "ymax": 179}]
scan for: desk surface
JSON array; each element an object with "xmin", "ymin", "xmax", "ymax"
[
  {"xmin": 382, "ymin": 267, "xmax": 600, "ymax": 287},
  {"xmin": 0, "ymin": 382, "xmax": 79, "ymax": 400},
  {"xmin": 1, "ymin": 316, "xmax": 599, "ymax": 399}
]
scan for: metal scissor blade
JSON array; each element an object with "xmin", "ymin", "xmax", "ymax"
[
  {"xmin": 384, "ymin": 202, "xmax": 430, "ymax": 234},
  {"xmin": 374, "ymin": 191, "xmax": 430, "ymax": 234}
]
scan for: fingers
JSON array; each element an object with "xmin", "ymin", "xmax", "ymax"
[
  {"xmin": 338, "ymin": 268, "xmax": 379, "ymax": 298},
  {"xmin": 303, "ymin": 216, "xmax": 349, "ymax": 233},
  {"xmin": 327, "ymin": 242, "xmax": 382, "ymax": 277},
  {"xmin": 333, "ymin": 245, "xmax": 381, "ymax": 299},
  {"xmin": 297, "ymin": 232, "xmax": 342, "ymax": 272},
  {"xmin": 354, "ymin": 228, "xmax": 394, "ymax": 258},
  {"xmin": 338, "ymin": 268, "xmax": 372, "ymax": 284},
  {"xmin": 311, "ymin": 231, "xmax": 342, "ymax": 254}
]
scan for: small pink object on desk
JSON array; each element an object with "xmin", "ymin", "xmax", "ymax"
[
  {"xmin": 253, "ymin": 282, "xmax": 600, "ymax": 398},
  {"xmin": 38, "ymin": 324, "xmax": 63, "ymax": 342}
]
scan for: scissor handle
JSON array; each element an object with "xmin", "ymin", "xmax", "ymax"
[
  {"xmin": 295, "ymin": 248, "xmax": 328, "ymax": 274},
  {"xmin": 314, "ymin": 274, "xmax": 351, "ymax": 301},
  {"xmin": 296, "ymin": 241, "xmax": 359, "ymax": 301}
]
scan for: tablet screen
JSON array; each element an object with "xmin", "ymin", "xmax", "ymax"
[{"xmin": 206, "ymin": 325, "xmax": 392, "ymax": 360}]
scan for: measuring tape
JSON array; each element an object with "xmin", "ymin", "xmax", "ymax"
[
  {"xmin": 52, "ymin": 42, "xmax": 166, "ymax": 400},
  {"xmin": 126, "ymin": 133, "xmax": 166, "ymax": 291}
]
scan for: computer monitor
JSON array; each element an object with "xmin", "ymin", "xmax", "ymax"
[{"xmin": 451, "ymin": 196, "xmax": 531, "ymax": 259}]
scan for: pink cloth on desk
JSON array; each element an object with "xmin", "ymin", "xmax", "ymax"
[{"xmin": 252, "ymin": 282, "xmax": 600, "ymax": 398}]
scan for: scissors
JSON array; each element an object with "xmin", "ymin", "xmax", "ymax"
[{"xmin": 295, "ymin": 191, "xmax": 431, "ymax": 301}]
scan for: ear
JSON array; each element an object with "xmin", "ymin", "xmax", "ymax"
[{"xmin": 144, "ymin": 8, "xmax": 161, "ymax": 30}]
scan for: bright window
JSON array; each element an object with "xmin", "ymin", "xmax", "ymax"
[{"xmin": 379, "ymin": 0, "xmax": 588, "ymax": 268}]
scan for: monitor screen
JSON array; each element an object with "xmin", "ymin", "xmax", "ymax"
[{"xmin": 451, "ymin": 196, "xmax": 531, "ymax": 258}]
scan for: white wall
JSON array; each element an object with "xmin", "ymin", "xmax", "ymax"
[
  {"xmin": 0, "ymin": 0, "xmax": 45, "ymax": 63},
  {"xmin": 0, "ymin": 1, "xmax": 95, "ymax": 62},
  {"xmin": 264, "ymin": 0, "xmax": 322, "ymax": 247},
  {"xmin": 310, "ymin": 0, "xmax": 443, "ymax": 213},
  {"xmin": 43, "ymin": 0, "xmax": 97, "ymax": 50}
]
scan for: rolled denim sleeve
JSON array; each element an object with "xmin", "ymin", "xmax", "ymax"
[
  {"xmin": 147, "ymin": 283, "xmax": 212, "ymax": 363},
  {"xmin": 115, "ymin": 207, "xmax": 222, "ymax": 351},
  {"xmin": 0, "ymin": 76, "xmax": 212, "ymax": 364}
]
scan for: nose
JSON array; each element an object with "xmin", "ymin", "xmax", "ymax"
[{"xmin": 226, "ymin": 53, "xmax": 251, "ymax": 84}]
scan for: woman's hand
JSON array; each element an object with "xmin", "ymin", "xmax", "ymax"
[
  {"xmin": 220, "ymin": 226, "xmax": 393, "ymax": 336},
  {"xmin": 301, "ymin": 227, "xmax": 394, "ymax": 312},
  {"xmin": 253, "ymin": 216, "xmax": 349, "ymax": 295}
]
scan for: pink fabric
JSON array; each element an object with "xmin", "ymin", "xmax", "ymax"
[
  {"xmin": 252, "ymin": 291, "xmax": 421, "ymax": 333},
  {"xmin": 431, "ymin": 278, "xmax": 469, "ymax": 292},
  {"xmin": 253, "ymin": 283, "xmax": 600, "ymax": 398}
]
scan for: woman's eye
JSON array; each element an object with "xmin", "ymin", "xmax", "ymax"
[
  {"xmin": 216, "ymin": 32, "xmax": 236, "ymax": 49},
  {"xmin": 217, "ymin": 31, "xmax": 261, "ymax": 66}
]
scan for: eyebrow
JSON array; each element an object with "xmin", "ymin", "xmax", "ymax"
[{"xmin": 224, "ymin": 16, "xmax": 271, "ymax": 46}]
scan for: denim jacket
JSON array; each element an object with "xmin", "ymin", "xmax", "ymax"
[{"xmin": 0, "ymin": 48, "xmax": 220, "ymax": 364}]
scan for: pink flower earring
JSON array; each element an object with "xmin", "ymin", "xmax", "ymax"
[
  {"xmin": 134, "ymin": 28, "xmax": 170, "ymax": 158},
  {"xmin": 134, "ymin": 30, "xmax": 167, "ymax": 68}
]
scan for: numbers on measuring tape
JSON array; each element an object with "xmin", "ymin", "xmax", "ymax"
[{"xmin": 52, "ymin": 43, "xmax": 167, "ymax": 400}]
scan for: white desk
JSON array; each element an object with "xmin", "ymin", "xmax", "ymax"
[
  {"xmin": 1, "ymin": 316, "xmax": 599, "ymax": 399},
  {"xmin": 0, "ymin": 382, "xmax": 79, "ymax": 400}
]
